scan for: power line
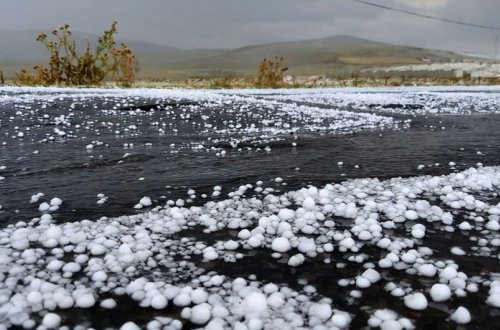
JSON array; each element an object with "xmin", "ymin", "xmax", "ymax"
[{"xmin": 350, "ymin": 0, "xmax": 500, "ymax": 31}]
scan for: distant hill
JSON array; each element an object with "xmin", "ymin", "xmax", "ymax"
[
  {"xmin": 0, "ymin": 31, "xmax": 477, "ymax": 80},
  {"xmin": 158, "ymin": 35, "xmax": 473, "ymax": 78}
]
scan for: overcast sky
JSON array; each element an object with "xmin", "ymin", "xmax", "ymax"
[{"xmin": 1, "ymin": 0, "xmax": 499, "ymax": 56}]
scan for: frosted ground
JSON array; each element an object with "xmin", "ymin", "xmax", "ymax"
[
  {"xmin": 369, "ymin": 62, "xmax": 500, "ymax": 79},
  {"xmin": 0, "ymin": 86, "xmax": 500, "ymax": 329}
]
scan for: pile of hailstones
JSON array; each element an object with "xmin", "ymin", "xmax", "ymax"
[{"xmin": 1, "ymin": 166, "xmax": 500, "ymax": 329}]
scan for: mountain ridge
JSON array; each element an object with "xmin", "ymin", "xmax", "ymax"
[{"xmin": 0, "ymin": 31, "xmax": 478, "ymax": 79}]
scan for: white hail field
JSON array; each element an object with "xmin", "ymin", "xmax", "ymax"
[
  {"xmin": 0, "ymin": 166, "xmax": 499, "ymax": 329},
  {"xmin": 1, "ymin": 86, "xmax": 500, "ymax": 329}
]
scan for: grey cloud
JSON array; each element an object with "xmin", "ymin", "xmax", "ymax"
[{"xmin": 396, "ymin": 0, "xmax": 449, "ymax": 9}]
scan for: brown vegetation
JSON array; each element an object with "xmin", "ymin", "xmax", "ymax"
[
  {"xmin": 254, "ymin": 57, "xmax": 288, "ymax": 88},
  {"xmin": 209, "ymin": 76, "xmax": 234, "ymax": 89},
  {"xmin": 15, "ymin": 22, "xmax": 138, "ymax": 87}
]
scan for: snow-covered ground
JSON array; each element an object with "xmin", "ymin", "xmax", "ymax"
[
  {"xmin": 1, "ymin": 86, "xmax": 500, "ymax": 329},
  {"xmin": 368, "ymin": 62, "xmax": 500, "ymax": 78},
  {"xmin": 256, "ymin": 86, "xmax": 500, "ymax": 115},
  {"xmin": 0, "ymin": 86, "xmax": 406, "ymax": 154},
  {"xmin": 1, "ymin": 166, "xmax": 500, "ymax": 329}
]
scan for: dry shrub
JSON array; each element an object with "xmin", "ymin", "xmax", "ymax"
[
  {"xmin": 15, "ymin": 22, "xmax": 138, "ymax": 87},
  {"xmin": 209, "ymin": 76, "xmax": 236, "ymax": 89},
  {"xmin": 254, "ymin": 57, "xmax": 288, "ymax": 88}
]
